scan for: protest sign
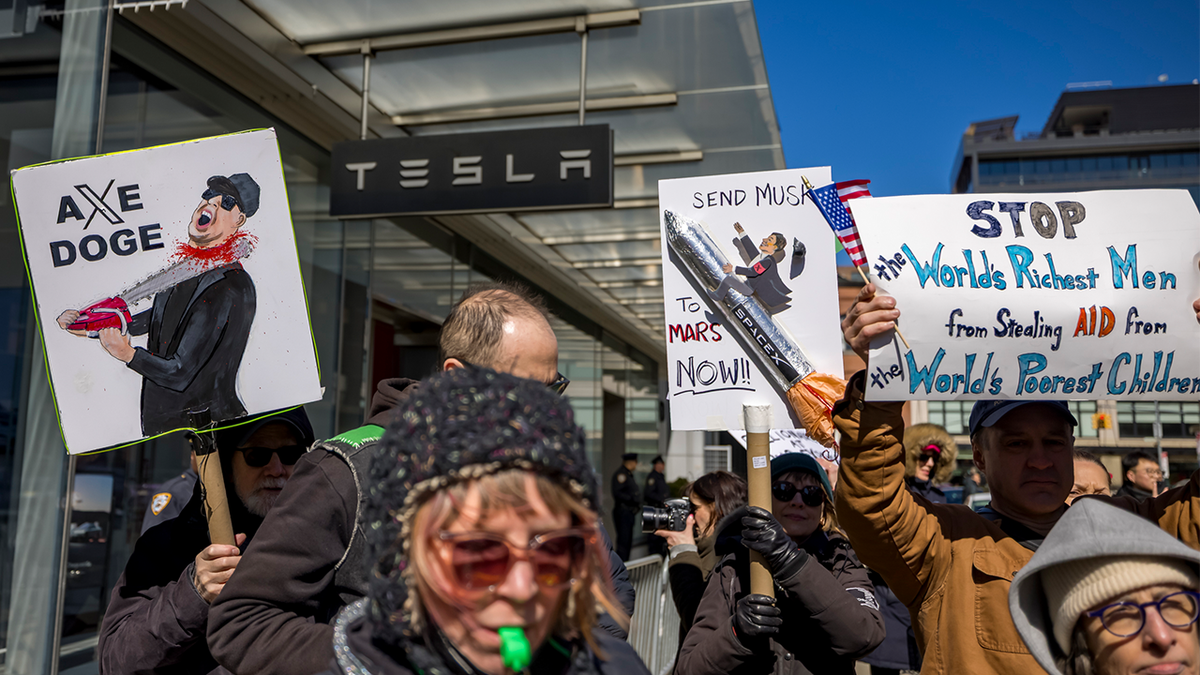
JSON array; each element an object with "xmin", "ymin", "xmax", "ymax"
[
  {"xmin": 11, "ymin": 128, "xmax": 322, "ymax": 453},
  {"xmin": 659, "ymin": 168, "xmax": 844, "ymax": 431},
  {"xmin": 850, "ymin": 189, "xmax": 1200, "ymax": 401},
  {"xmin": 729, "ymin": 429, "xmax": 838, "ymax": 462}
]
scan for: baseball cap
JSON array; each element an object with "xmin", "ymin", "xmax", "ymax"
[
  {"xmin": 770, "ymin": 452, "xmax": 834, "ymax": 503},
  {"xmin": 215, "ymin": 407, "xmax": 314, "ymax": 451},
  {"xmin": 968, "ymin": 400, "xmax": 1078, "ymax": 437}
]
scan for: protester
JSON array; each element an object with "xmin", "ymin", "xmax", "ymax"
[
  {"xmin": 1009, "ymin": 499, "xmax": 1199, "ymax": 675},
  {"xmin": 903, "ymin": 423, "xmax": 956, "ymax": 499},
  {"xmin": 963, "ymin": 466, "xmax": 986, "ymax": 502},
  {"xmin": 1117, "ymin": 449, "xmax": 1161, "ymax": 500},
  {"xmin": 862, "ymin": 423, "xmax": 955, "ymax": 675},
  {"xmin": 1068, "ymin": 451, "xmax": 1111, "ymax": 504},
  {"xmin": 611, "ymin": 452, "xmax": 640, "ymax": 561},
  {"xmin": 98, "ymin": 408, "xmax": 314, "ymax": 675},
  {"xmin": 317, "ymin": 366, "xmax": 647, "ymax": 675},
  {"xmin": 644, "ymin": 455, "xmax": 670, "ymax": 556},
  {"xmin": 677, "ymin": 452, "xmax": 884, "ymax": 675},
  {"xmin": 209, "ymin": 282, "xmax": 635, "ymax": 675},
  {"xmin": 653, "ymin": 470, "xmax": 747, "ymax": 638},
  {"xmin": 835, "ymin": 282, "xmax": 1200, "ymax": 675}
]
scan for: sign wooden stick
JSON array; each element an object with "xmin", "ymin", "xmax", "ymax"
[
  {"xmin": 188, "ymin": 409, "xmax": 235, "ymax": 546},
  {"xmin": 743, "ymin": 403, "xmax": 774, "ymax": 599}
]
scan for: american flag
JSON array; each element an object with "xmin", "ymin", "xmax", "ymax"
[{"xmin": 808, "ymin": 179, "xmax": 872, "ymax": 269}]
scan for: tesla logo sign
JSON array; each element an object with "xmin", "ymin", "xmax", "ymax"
[{"xmin": 330, "ymin": 125, "xmax": 612, "ymax": 217}]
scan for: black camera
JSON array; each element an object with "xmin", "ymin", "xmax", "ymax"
[{"xmin": 641, "ymin": 498, "xmax": 691, "ymax": 533}]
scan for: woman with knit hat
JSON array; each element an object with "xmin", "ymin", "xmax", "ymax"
[
  {"xmin": 1009, "ymin": 498, "xmax": 1199, "ymax": 675},
  {"xmin": 320, "ymin": 366, "xmax": 648, "ymax": 675},
  {"xmin": 677, "ymin": 451, "xmax": 884, "ymax": 675}
]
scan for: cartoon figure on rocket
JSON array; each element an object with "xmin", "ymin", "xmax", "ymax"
[
  {"xmin": 708, "ymin": 222, "xmax": 793, "ymax": 310},
  {"xmin": 55, "ymin": 174, "xmax": 260, "ymax": 437}
]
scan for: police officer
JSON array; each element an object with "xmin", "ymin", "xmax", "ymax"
[
  {"xmin": 142, "ymin": 454, "xmax": 198, "ymax": 534},
  {"xmin": 643, "ymin": 455, "xmax": 670, "ymax": 556},
  {"xmin": 611, "ymin": 452, "xmax": 641, "ymax": 561}
]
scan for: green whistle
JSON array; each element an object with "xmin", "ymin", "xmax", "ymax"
[{"xmin": 498, "ymin": 626, "xmax": 531, "ymax": 673}]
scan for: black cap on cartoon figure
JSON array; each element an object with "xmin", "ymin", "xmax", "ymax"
[{"xmin": 206, "ymin": 173, "xmax": 260, "ymax": 218}]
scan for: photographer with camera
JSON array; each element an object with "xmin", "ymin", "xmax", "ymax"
[
  {"xmin": 676, "ymin": 453, "xmax": 883, "ymax": 675},
  {"xmin": 647, "ymin": 471, "xmax": 747, "ymax": 639}
]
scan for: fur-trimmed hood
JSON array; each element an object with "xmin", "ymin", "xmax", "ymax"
[{"xmin": 903, "ymin": 423, "xmax": 957, "ymax": 484}]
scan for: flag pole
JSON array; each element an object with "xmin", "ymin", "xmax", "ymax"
[{"xmin": 801, "ymin": 176, "xmax": 910, "ymax": 350}]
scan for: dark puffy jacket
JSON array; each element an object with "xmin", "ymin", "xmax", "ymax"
[
  {"xmin": 209, "ymin": 378, "xmax": 636, "ymax": 675},
  {"xmin": 676, "ymin": 507, "xmax": 884, "ymax": 675},
  {"xmin": 860, "ymin": 477, "xmax": 946, "ymax": 671},
  {"xmin": 316, "ymin": 599, "xmax": 649, "ymax": 675},
  {"xmin": 98, "ymin": 479, "xmax": 259, "ymax": 675}
]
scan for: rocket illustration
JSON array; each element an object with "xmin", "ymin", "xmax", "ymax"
[
  {"xmin": 664, "ymin": 210, "xmax": 813, "ymax": 390},
  {"xmin": 664, "ymin": 210, "xmax": 845, "ymax": 447}
]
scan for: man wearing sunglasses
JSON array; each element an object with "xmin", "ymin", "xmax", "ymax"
[
  {"xmin": 57, "ymin": 173, "xmax": 261, "ymax": 436},
  {"xmin": 837, "ymin": 283, "xmax": 1200, "ymax": 675},
  {"xmin": 98, "ymin": 407, "xmax": 313, "ymax": 674},
  {"xmin": 210, "ymin": 282, "xmax": 636, "ymax": 675}
]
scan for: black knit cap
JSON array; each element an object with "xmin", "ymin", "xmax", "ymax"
[{"xmin": 364, "ymin": 365, "xmax": 597, "ymax": 645}]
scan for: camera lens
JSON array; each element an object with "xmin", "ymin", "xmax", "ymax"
[{"xmin": 641, "ymin": 506, "xmax": 668, "ymax": 533}]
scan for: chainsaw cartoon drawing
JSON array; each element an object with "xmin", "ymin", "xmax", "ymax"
[{"xmin": 56, "ymin": 173, "xmax": 260, "ymax": 436}]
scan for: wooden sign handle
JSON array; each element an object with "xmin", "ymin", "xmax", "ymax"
[
  {"xmin": 188, "ymin": 410, "xmax": 235, "ymax": 547},
  {"xmin": 744, "ymin": 404, "xmax": 774, "ymax": 599}
]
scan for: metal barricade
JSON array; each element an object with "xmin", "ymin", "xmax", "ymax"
[{"xmin": 624, "ymin": 554, "xmax": 681, "ymax": 675}]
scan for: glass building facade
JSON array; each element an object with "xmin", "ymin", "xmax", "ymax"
[{"xmin": 0, "ymin": 10, "xmax": 665, "ymax": 673}]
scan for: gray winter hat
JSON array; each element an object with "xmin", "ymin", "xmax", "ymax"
[{"xmin": 1009, "ymin": 499, "xmax": 1200, "ymax": 675}]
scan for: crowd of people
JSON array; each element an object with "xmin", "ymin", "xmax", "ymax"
[{"xmin": 97, "ymin": 281, "xmax": 1200, "ymax": 675}]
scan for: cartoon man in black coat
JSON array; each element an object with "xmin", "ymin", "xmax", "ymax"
[
  {"xmin": 708, "ymin": 222, "xmax": 792, "ymax": 309},
  {"xmin": 57, "ymin": 174, "xmax": 259, "ymax": 436}
]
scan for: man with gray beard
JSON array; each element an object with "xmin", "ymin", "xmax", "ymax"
[{"xmin": 97, "ymin": 408, "xmax": 313, "ymax": 675}]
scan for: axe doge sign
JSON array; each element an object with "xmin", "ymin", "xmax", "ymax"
[{"xmin": 11, "ymin": 129, "xmax": 322, "ymax": 454}]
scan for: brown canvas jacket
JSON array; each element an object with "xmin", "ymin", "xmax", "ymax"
[{"xmin": 833, "ymin": 372, "xmax": 1200, "ymax": 675}]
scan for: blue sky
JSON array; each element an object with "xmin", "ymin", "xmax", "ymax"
[{"xmin": 754, "ymin": 0, "xmax": 1200, "ymax": 198}]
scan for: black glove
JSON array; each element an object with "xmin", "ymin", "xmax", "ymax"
[
  {"xmin": 741, "ymin": 506, "xmax": 808, "ymax": 582},
  {"xmin": 733, "ymin": 594, "xmax": 781, "ymax": 641}
]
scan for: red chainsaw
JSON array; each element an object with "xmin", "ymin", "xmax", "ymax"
[
  {"xmin": 63, "ymin": 235, "xmax": 255, "ymax": 339},
  {"xmin": 68, "ymin": 297, "xmax": 133, "ymax": 337}
]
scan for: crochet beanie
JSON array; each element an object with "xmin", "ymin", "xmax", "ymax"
[
  {"xmin": 1043, "ymin": 555, "xmax": 1199, "ymax": 652},
  {"xmin": 363, "ymin": 365, "xmax": 598, "ymax": 646}
]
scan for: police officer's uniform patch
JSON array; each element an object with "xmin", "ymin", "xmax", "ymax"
[
  {"xmin": 150, "ymin": 492, "xmax": 172, "ymax": 516},
  {"xmin": 617, "ymin": 473, "xmax": 626, "ymax": 483},
  {"xmin": 647, "ymin": 477, "xmax": 655, "ymax": 485}
]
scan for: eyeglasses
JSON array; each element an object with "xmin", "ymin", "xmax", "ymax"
[
  {"xmin": 546, "ymin": 372, "xmax": 570, "ymax": 395},
  {"xmin": 237, "ymin": 445, "xmax": 306, "ymax": 467},
  {"xmin": 201, "ymin": 188, "xmax": 238, "ymax": 212},
  {"xmin": 1085, "ymin": 590, "xmax": 1199, "ymax": 638},
  {"xmin": 436, "ymin": 528, "xmax": 594, "ymax": 592},
  {"xmin": 454, "ymin": 359, "xmax": 569, "ymax": 395},
  {"xmin": 771, "ymin": 482, "xmax": 824, "ymax": 507},
  {"xmin": 918, "ymin": 453, "xmax": 939, "ymax": 464}
]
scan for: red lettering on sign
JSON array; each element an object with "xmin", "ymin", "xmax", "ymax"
[{"xmin": 667, "ymin": 322, "xmax": 724, "ymax": 343}]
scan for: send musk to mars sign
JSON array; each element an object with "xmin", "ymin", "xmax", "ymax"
[{"xmin": 330, "ymin": 124, "xmax": 613, "ymax": 217}]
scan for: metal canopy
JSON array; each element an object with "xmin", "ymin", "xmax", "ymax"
[{"xmin": 160, "ymin": 0, "xmax": 785, "ymax": 354}]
